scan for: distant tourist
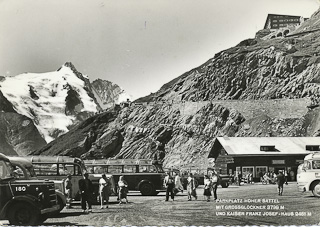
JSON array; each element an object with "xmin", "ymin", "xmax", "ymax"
[
  {"xmin": 164, "ymin": 172, "xmax": 175, "ymax": 201},
  {"xmin": 277, "ymin": 170, "xmax": 285, "ymax": 195},
  {"xmin": 237, "ymin": 171, "xmax": 242, "ymax": 186},
  {"xmin": 173, "ymin": 172, "xmax": 183, "ymax": 195},
  {"xmin": 259, "ymin": 170, "xmax": 263, "ymax": 183},
  {"xmin": 284, "ymin": 170, "xmax": 288, "ymax": 185},
  {"xmin": 78, "ymin": 172, "xmax": 93, "ymax": 213},
  {"xmin": 203, "ymin": 175, "xmax": 212, "ymax": 202},
  {"xmin": 118, "ymin": 176, "xmax": 129, "ymax": 204},
  {"xmin": 210, "ymin": 171, "xmax": 219, "ymax": 200},
  {"xmin": 99, "ymin": 174, "xmax": 112, "ymax": 209},
  {"xmin": 65, "ymin": 174, "xmax": 73, "ymax": 208},
  {"xmin": 187, "ymin": 173, "xmax": 197, "ymax": 201}
]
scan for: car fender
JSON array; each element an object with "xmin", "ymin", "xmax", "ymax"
[
  {"xmin": 1, "ymin": 195, "xmax": 39, "ymax": 218},
  {"xmin": 55, "ymin": 189, "xmax": 66, "ymax": 206}
]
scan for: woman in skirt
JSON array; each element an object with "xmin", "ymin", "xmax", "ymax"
[{"xmin": 203, "ymin": 175, "xmax": 212, "ymax": 202}]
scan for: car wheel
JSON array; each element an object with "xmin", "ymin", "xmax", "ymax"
[
  {"xmin": 140, "ymin": 183, "xmax": 154, "ymax": 196},
  {"xmin": 312, "ymin": 182, "xmax": 320, "ymax": 197},
  {"xmin": 8, "ymin": 203, "xmax": 40, "ymax": 225},
  {"xmin": 221, "ymin": 182, "xmax": 229, "ymax": 188}
]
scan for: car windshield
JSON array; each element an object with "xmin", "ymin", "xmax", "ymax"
[{"xmin": 0, "ymin": 160, "xmax": 15, "ymax": 180}]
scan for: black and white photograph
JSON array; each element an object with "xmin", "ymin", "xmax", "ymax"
[{"xmin": 0, "ymin": 0, "xmax": 320, "ymax": 226}]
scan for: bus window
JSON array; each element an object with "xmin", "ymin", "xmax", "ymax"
[
  {"xmin": 303, "ymin": 161, "xmax": 311, "ymax": 170},
  {"xmin": 312, "ymin": 160, "xmax": 320, "ymax": 169},
  {"xmin": 139, "ymin": 165, "xmax": 156, "ymax": 173},
  {"xmin": 33, "ymin": 163, "xmax": 58, "ymax": 176},
  {"xmin": 124, "ymin": 165, "xmax": 137, "ymax": 173},
  {"xmin": 92, "ymin": 166, "xmax": 107, "ymax": 174},
  {"xmin": 108, "ymin": 165, "xmax": 122, "ymax": 173}
]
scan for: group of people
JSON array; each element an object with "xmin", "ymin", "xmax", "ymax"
[
  {"xmin": 64, "ymin": 173, "xmax": 129, "ymax": 213},
  {"xmin": 261, "ymin": 170, "xmax": 288, "ymax": 185},
  {"xmin": 163, "ymin": 171, "xmax": 219, "ymax": 202}
]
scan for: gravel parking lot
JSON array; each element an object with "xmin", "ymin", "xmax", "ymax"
[{"xmin": 1, "ymin": 182, "xmax": 319, "ymax": 226}]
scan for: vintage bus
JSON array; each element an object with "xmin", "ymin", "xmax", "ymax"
[
  {"xmin": 297, "ymin": 152, "xmax": 320, "ymax": 197},
  {"xmin": 84, "ymin": 159, "xmax": 166, "ymax": 195},
  {"xmin": 26, "ymin": 156, "xmax": 116, "ymax": 203}
]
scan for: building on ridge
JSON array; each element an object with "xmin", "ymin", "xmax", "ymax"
[{"xmin": 263, "ymin": 14, "xmax": 308, "ymax": 30}]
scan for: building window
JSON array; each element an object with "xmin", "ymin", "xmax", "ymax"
[
  {"xmin": 256, "ymin": 166, "xmax": 268, "ymax": 177},
  {"xmin": 242, "ymin": 166, "xmax": 255, "ymax": 178}
]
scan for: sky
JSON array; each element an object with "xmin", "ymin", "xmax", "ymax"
[{"xmin": 0, "ymin": 0, "xmax": 319, "ymax": 100}]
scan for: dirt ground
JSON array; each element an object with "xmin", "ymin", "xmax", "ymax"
[{"xmin": 1, "ymin": 182, "xmax": 319, "ymax": 226}]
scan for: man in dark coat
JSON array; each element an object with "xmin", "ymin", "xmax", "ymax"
[
  {"xmin": 163, "ymin": 172, "xmax": 175, "ymax": 201},
  {"xmin": 79, "ymin": 172, "xmax": 93, "ymax": 213},
  {"xmin": 277, "ymin": 170, "xmax": 285, "ymax": 196}
]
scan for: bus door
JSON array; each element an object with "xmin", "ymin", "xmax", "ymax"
[{"xmin": 123, "ymin": 165, "xmax": 138, "ymax": 190}]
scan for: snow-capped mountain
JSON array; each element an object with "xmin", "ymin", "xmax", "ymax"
[
  {"xmin": 91, "ymin": 79, "xmax": 132, "ymax": 109},
  {"xmin": 0, "ymin": 63, "xmax": 101, "ymax": 143}
]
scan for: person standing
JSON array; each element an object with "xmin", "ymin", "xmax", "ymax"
[
  {"xmin": 187, "ymin": 173, "xmax": 197, "ymax": 201},
  {"xmin": 65, "ymin": 174, "xmax": 73, "ymax": 208},
  {"xmin": 78, "ymin": 172, "xmax": 93, "ymax": 213},
  {"xmin": 259, "ymin": 170, "xmax": 263, "ymax": 183},
  {"xmin": 173, "ymin": 172, "xmax": 183, "ymax": 195},
  {"xmin": 210, "ymin": 171, "xmax": 219, "ymax": 200},
  {"xmin": 99, "ymin": 174, "xmax": 112, "ymax": 209},
  {"xmin": 118, "ymin": 176, "xmax": 128, "ymax": 204},
  {"xmin": 284, "ymin": 170, "xmax": 288, "ymax": 185},
  {"xmin": 164, "ymin": 172, "xmax": 175, "ymax": 201},
  {"xmin": 203, "ymin": 175, "xmax": 212, "ymax": 202},
  {"xmin": 237, "ymin": 171, "xmax": 242, "ymax": 186},
  {"xmin": 277, "ymin": 170, "xmax": 285, "ymax": 196}
]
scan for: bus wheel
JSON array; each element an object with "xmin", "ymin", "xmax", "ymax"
[
  {"xmin": 8, "ymin": 203, "xmax": 40, "ymax": 225},
  {"xmin": 140, "ymin": 183, "xmax": 154, "ymax": 196},
  {"xmin": 312, "ymin": 182, "xmax": 320, "ymax": 197}
]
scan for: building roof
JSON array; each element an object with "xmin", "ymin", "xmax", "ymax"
[{"xmin": 214, "ymin": 137, "xmax": 320, "ymax": 156}]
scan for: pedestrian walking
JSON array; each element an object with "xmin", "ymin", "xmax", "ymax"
[
  {"xmin": 118, "ymin": 176, "xmax": 129, "ymax": 204},
  {"xmin": 164, "ymin": 172, "xmax": 175, "ymax": 201},
  {"xmin": 78, "ymin": 172, "xmax": 93, "ymax": 213},
  {"xmin": 284, "ymin": 170, "xmax": 288, "ymax": 185},
  {"xmin": 64, "ymin": 174, "xmax": 73, "ymax": 208},
  {"xmin": 277, "ymin": 170, "xmax": 285, "ymax": 196},
  {"xmin": 187, "ymin": 173, "xmax": 197, "ymax": 201},
  {"xmin": 210, "ymin": 171, "xmax": 219, "ymax": 200},
  {"xmin": 173, "ymin": 172, "xmax": 183, "ymax": 195},
  {"xmin": 203, "ymin": 175, "xmax": 212, "ymax": 202},
  {"xmin": 99, "ymin": 174, "xmax": 112, "ymax": 209}
]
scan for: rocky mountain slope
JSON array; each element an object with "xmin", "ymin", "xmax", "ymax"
[
  {"xmin": 91, "ymin": 79, "xmax": 132, "ymax": 109},
  {"xmin": 33, "ymin": 8, "xmax": 320, "ymax": 168},
  {"xmin": 136, "ymin": 10, "xmax": 320, "ymax": 103}
]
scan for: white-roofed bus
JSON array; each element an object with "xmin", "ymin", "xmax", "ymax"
[
  {"xmin": 26, "ymin": 156, "xmax": 116, "ymax": 205},
  {"xmin": 84, "ymin": 159, "xmax": 166, "ymax": 196},
  {"xmin": 297, "ymin": 152, "xmax": 320, "ymax": 197}
]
